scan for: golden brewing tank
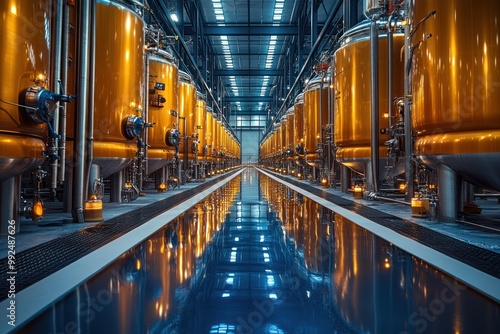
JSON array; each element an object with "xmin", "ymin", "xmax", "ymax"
[
  {"xmin": 93, "ymin": 0, "xmax": 145, "ymax": 177},
  {"xmin": 294, "ymin": 93, "xmax": 305, "ymax": 157},
  {"xmin": 410, "ymin": 0, "xmax": 500, "ymax": 191},
  {"xmin": 195, "ymin": 92, "xmax": 207, "ymax": 160},
  {"xmin": 147, "ymin": 50, "xmax": 179, "ymax": 174},
  {"xmin": 212, "ymin": 113, "xmax": 221, "ymax": 169},
  {"xmin": 286, "ymin": 107, "xmax": 295, "ymax": 155},
  {"xmin": 205, "ymin": 106, "xmax": 214, "ymax": 163},
  {"xmin": 280, "ymin": 115, "xmax": 287, "ymax": 157},
  {"xmin": 178, "ymin": 70, "xmax": 197, "ymax": 162},
  {"xmin": 333, "ymin": 21, "xmax": 404, "ymax": 176},
  {"xmin": 304, "ymin": 75, "xmax": 330, "ymax": 166},
  {"xmin": 0, "ymin": 1, "xmax": 51, "ymax": 182}
]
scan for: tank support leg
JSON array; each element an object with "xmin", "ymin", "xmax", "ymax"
[
  {"xmin": 0, "ymin": 176, "xmax": 20, "ymax": 235},
  {"xmin": 438, "ymin": 164, "xmax": 458, "ymax": 223},
  {"xmin": 341, "ymin": 164, "xmax": 351, "ymax": 193},
  {"xmin": 110, "ymin": 170, "xmax": 123, "ymax": 203}
]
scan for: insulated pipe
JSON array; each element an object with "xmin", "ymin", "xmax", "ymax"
[
  {"xmin": 437, "ymin": 164, "xmax": 457, "ymax": 223},
  {"xmin": 72, "ymin": 0, "xmax": 91, "ymax": 222},
  {"xmin": 370, "ymin": 19, "xmax": 380, "ymax": 193}
]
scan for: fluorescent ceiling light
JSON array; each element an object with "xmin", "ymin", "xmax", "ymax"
[
  {"xmin": 216, "ymin": 14, "xmax": 225, "ymax": 20},
  {"xmin": 273, "ymin": 15, "xmax": 281, "ymax": 20},
  {"xmin": 170, "ymin": 13, "xmax": 178, "ymax": 22}
]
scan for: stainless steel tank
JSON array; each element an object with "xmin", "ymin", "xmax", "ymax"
[
  {"xmin": 333, "ymin": 20, "xmax": 404, "ymax": 177},
  {"xmin": 146, "ymin": 50, "xmax": 178, "ymax": 174},
  {"xmin": 92, "ymin": 0, "xmax": 145, "ymax": 178},
  {"xmin": 304, "ymin": 76, "xmax": 329, "ymax": 166},
  {"xmin": 0, "ymin": 1, "xmax": 51, "ymax": 182},
  {"xmin": 178, "ymin": 70, "xmax": 197, "ymax": 162},
  {"xmin": 410, "ymin": 0, "xmax": 500, "ymax": 191},
  {"xmin": 195, "ymin": 93, "xmax": 207, "ymax": 160}
]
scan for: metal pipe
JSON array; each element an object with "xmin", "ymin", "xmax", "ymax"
[
  {"xmin": 437, "ymin": 163, "xmax": 457, "ymax": 223},
  {"xmin": 87, "ymin": 0, "xmax": 96, "ymax": 164},
  {"xmin": 50, "ymin": 0, "xmax": 64, "ymax": 192},
  {"xmin": 58, "ymin": 2, "xmax": 70, "ymax": 183},
  {"xmin": 403, "ymin": 3, "xmax": 414, "ymax": 201},
  {"xmin": 387, "ymin": 15, "xmax": 394, "ymax": 130},
  {"xmin": 370, "ymin": 18, "xmax": 380, "ymax": 193},
  {"xmin": 72, "ymin": 0, "xmax": 91, "ymax": 222},
  {"xmin": 0, "ymin": 176, "xmax": 20, "ymax": 235}
]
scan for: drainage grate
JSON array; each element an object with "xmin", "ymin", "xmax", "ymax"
[
  {"xmin": 270, "ymin": 173, "xmax": 500, "ymax": 279},
  {"xmin": 0, "ymin": 172, "xmax": 237, "ymax": 300}
]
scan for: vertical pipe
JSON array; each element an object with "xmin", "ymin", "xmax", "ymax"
[
  {"xmin": 387, "ymin": 17, "xmax": 394, "ymax": 130},
  {"xmin": 0, "ymin": 176, "xmax": 20, "ymax": 235},
  {"xmin": 403, "ymin": 4, "xmax": 414, "ymax": 201},
  {"xmin": 437, "ymin": 164, "xmax": 457, "ymax": 223},
  {"xmin": 50, "ymin": 0, "xmax": 64, "ymax": 191},
  {"xmin": 310, "ymin": 0, "xmax": 318, "ymax": 50},
  {"xmin": 72, "ymin": 0, "xmax": 91, "ymax": 222},
  {"xmin": 58, "ymin": 2, "xmax": 70, "ymax": 184},
  {"xmin": 370, "ymin": 19, "xmax": 380, "ymax": 193}
]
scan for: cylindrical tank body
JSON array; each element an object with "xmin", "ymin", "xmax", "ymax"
[
  {"xmin": 205, "ymin": 107, "xmax": 213, "ymax": 161},
  {"xmin": 286, "ymin": 107, "xmax": 295, "ymax": 154},
  {"xmin": 0, "ymin": 1, "xmax": 51, "ymax": 182},
  {"xmin": 146, "ymin": 50, "xmax": 178, "ymax": 174},
  {"xmin": 212, "ymin": 113, "xmax": 220, "ymax": 166},
  {"xmin": 333, "ymin": 21, "xmax": 404, "ymax": 176},
  {"xmin": 178, "ymin": 71, "xmax": 196, "ymax": 161},
  {"xmin": 195, "ymin": 93, "xmax": 207, "ymax": 160},
  {"xmin": 275, "ymin": 126, "xmax": 282, "ymax": 158},
  {"xmin": 304, "ymin": 76, "xmax": 329, "ymax": 166},
  {"xmin": 294, "ymin": 93, "xmax": 305, "ymax": 157},
  {"xmin": 280, "ymin": 116, "xmax": 287, "ymax": 156},
  {"xmin": 93, "ymin": 0, "xmax": 144, "ymax": 177},
  {"xmin": 410, "ymin": 0, "xmax": 500, "ymax": 191}
]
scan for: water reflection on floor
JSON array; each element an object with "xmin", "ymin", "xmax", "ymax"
[{"xmin": 21, "ymin": 168, "xmax": 500, "ymax": 334}]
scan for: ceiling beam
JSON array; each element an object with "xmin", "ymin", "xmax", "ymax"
[
  {"xmin": 196, "ymin": 25, "xmax": 298, "ymax": 36},
  {"xmin": 225, "ymin": 96, "xmax": 273, "ymax": 102},
  {"xmin": 215, "ymin": 69, "xmax": 282, "ymax": 76}
]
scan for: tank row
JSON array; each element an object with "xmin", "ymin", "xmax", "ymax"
[
  {"xmin": 0, "ymin": 0, "xmax": 240, "ymax": 232},
  {"xmin": 260, "ymin": 0, "xmax": 500, "ymax": 223}
]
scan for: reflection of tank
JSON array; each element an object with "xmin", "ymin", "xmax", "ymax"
[
  {"xmin": 92, "ymin": 0, "xmax": 145, "ymax": 178},
  {"xmin": 333, "ymin": 21, "xmax": 404, "ymax": 181},
  {"xmin": 410, "ymin": 0, "xmax": 500, "ymax": 192},
  {"xmin": 304, "ymin": 76, "xmax": 330, "ymax": 166},
  {"xmin": 146, "ymin": 50, "xmax": 179, "ymax": 174}
]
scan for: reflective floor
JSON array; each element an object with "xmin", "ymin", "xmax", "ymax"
[{"xmin": 19, "ymin": 168, "xmax": 500, "ymax": 333}]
